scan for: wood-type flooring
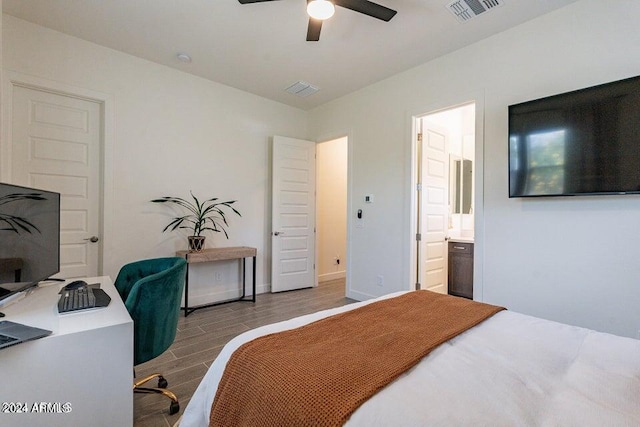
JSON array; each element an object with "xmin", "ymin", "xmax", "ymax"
[{"xmin": 134, "ymin": 278, "xmax": 351, "ymax": 426}]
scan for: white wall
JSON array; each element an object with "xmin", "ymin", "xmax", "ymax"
[
  {"xmin": 1, "ymin": 15, "xmax": 309, "ymax": 304},
  {"xmin": 309, "ymin": 0, "xmax": 640, "ymax": 338},
  {"xmin": 317, "ymin": 136, "xmax": 347, "ymax": 282}
]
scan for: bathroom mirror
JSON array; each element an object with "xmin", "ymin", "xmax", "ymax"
[{"xmin": 450, "ymin": 157, "xmax": 473, "ymax": 214}]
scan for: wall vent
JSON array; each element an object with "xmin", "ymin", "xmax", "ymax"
[
  {"xmin": 285, "ymin": 81, "xmax": 319, "ymax": 97},
  {"xmin": 446, "ymin": 0, "xmax": 504, "ymax": 23}
]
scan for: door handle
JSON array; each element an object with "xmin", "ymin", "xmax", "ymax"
[
  {"xmin": 84, "ymin": 236, "xmax": 99, "ymax": 243},
  {"xmin": 273, "ymin": 231, "xmax": 285, "ymax": 236}
]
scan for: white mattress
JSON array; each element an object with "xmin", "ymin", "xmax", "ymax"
[{"xmin": 180, "ymin": 292, "xmax": 640, "ymax": 426}]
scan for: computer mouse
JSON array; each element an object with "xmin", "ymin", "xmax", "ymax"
[{"xmin": 64, "ymin": 280, "xmax": 88, "ymax": 290}]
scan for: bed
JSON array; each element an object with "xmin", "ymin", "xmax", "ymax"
[{"xmin": 180, "ymin": 290, "xmax": 640, "ymax": 426}]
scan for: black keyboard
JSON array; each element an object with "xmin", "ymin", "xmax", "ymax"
[
  {"xmin": 0, "ymin": 334, "xmax": 18, "ymax": 345},
  {"xmin": 58, "ymin": 287, "xmax": 96, "ymax": 313}
]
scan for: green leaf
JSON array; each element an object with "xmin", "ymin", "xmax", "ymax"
[{"xmin": 151, "ymin": 192, "xmax": 241, "ymax": 239}]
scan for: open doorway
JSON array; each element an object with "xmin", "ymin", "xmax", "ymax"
[
  {"xmin": 316, "ymin": 137, "xmax": 348, "ymax": 290},
  {"xmin": 414, "ymin": 103, "xmax": 476, "ymax": 295}
]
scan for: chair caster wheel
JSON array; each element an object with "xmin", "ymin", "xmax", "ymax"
[
  {"xmin": 169, "ymin": 401, "xmax": 180, "ymax": 415},
  {"xmin": 158, "ymin": 377, "xmax": 168, "ymax": 388}
]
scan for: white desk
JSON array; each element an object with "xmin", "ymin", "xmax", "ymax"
[{"xmin": 0, "ymin": 277, "xmax": 133, "ymax": 427}]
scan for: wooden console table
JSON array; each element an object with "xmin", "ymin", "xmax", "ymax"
[{"xmin": 176, "ymin": 246, "xmax": 257, "ymax": 316}]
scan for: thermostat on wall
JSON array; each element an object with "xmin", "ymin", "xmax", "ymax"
[{"xmin": 364, "ymin": 194, "xmax": 374, "ymax": 203}]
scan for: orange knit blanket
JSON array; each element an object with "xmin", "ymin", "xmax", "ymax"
[{"xmin": 209, "ymin": 291, "xmax": 505, "ymax": 427}]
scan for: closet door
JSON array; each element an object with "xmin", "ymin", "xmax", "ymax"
[
  {"xmin": 271, "ymin": 136, "xmax": 316, "ymax": 292},
  {"xmin": 12, "ymin": 85, "xmax": 102, "ymax": 278}
]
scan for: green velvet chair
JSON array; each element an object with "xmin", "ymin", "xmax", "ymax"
[{"xmin": 114, "ymin": 257, "xmax": 187, "ymax": 415}]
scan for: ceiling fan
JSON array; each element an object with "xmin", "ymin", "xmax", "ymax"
[{"xmin": 238, "ymin": 0, "xmax": 397, "ymax": 41}]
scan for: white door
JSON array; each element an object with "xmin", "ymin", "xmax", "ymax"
[
  {"xmin": 11, "ymin": 86, "xmax": 102, "ymax": 279},
  {"xmin": 419, "ymin": 119, "xmax": 449, "ymax": 293},
  {"xmin": 271, "ymin": 136, "xmax": 316, "ymax": 292}
]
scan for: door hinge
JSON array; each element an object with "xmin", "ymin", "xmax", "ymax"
[
  {"xmin": 416, "ymin": 183, "xmax": 422, "ymax": 191},
  {"xmin": 416, "ymin": 233, "xmax": 422, "ymax": 241},
  {"xmin": 417, "ymin": 132, "xmax": 423, "ymax": 142}
]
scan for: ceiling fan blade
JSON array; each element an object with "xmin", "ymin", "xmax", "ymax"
[
  {"xmin": 306, "ymin": 18, "xmax": 323, "ymax": 41},
  {"xmin": 237, "ymin": 0, "xmax": 280, "ymax": 4},
  {"xmin": 334, "ymin": 0, "xmax": 397, "ymax": 21}
]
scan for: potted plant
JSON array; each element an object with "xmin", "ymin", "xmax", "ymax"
[{"xmin": 151, "ymin": 192, "xmax": 241, "ymax": 252}]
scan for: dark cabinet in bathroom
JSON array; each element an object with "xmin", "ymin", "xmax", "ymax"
[{"xmin": 448, "ymin": 241, "xmax": 473, "ymax": 299}]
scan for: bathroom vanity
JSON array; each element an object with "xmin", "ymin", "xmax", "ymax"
[{"xmin": 448, "ymin": 239, "xmax": 473, "ymax": 299}]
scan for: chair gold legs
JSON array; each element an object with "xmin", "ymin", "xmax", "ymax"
[{"xmin": 134, "ymin": 373, "xmax": 180, "ymax": 415}]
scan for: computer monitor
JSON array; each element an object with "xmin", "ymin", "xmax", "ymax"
[{"xmin": 0, "ymin": 182, "xmax": 60, "ymax": 305}]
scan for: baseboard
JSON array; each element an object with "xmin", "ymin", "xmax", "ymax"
[
  {"xmin": 183, "ymin": 282, "xmax": 270, "ymax": 307},
  {"xmin": 346, "ymin": 288, "xmax": 374, "ymax": 301},
  {"xmin": 318, "ymin": 271, "xmax": 346, "ymax": 283}
]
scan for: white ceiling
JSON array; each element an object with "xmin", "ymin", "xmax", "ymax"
[{"xmin": 2, "ymin": 0, "xmax": 578, "ymax": 110}]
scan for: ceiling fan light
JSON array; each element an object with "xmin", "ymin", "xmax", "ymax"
[{"xmin": 307, "ymin": 0, "xmax": 335, "ymax": 20}]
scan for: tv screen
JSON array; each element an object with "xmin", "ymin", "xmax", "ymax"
[
  {"xmin": 509, "ymin": 75, "xmax": 640, "ymax": 197},
  {"xmin": 0, "ymin": 183, "xmax": 60, "ymax": 304}
]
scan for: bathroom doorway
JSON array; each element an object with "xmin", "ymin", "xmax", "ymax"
[{"xmin": 413, "ymin": 103, "xmax": 476, "ymax": 294}]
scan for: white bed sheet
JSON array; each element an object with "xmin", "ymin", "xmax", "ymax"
[{"xmin": 181, "ymin": 292, "xmax": 640, "ymax": 426}]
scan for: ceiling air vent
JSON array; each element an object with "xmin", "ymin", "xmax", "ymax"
[
  {"xmin": 446, "ymin": 0, "xmax": 504, "ymax": 23},
  {"xmin": 285, "ymin": 81, "xmax": 319, "ymax": 97}
]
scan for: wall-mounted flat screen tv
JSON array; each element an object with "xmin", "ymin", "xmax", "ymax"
[
  {"xmin": 509, "ymin": 75, "xmax": 640, "ymax": 197},
  {"xmin": 0, "ymin": 183, "xmax": 60, "ymax": 304}
]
